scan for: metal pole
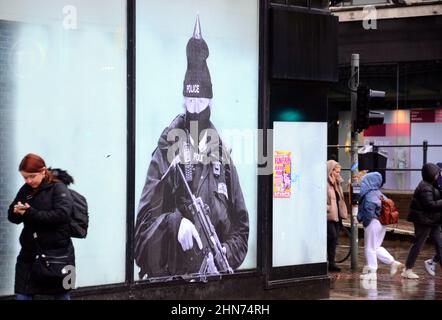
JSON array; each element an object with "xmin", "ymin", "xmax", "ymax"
[
  {"xmin": 396, "ymin": 64, "xmax": 399, "ymax": 110},
  {"xmin": 350, "ymin": 54, "xmax": 359, "ymax": 271},
  {"xmin": 423, "ymin": 140, "xmax": 428, "ymax": 165}
]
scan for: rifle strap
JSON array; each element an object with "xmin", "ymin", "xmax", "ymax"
[{"xmin": 219, "ymin": 141, "xmax": 233, "ymax": 208}]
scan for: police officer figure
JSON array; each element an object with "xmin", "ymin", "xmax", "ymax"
[{"xmin": 134, "ymin": 16, "xmax": 249, "ymax": 279}]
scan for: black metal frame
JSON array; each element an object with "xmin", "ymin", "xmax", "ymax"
[
  {"xmin": 271, "ymin": 0, "xmax": 330, "ymax": 11},
  {"xmin": 264, "ymin": 1, "xmax": 331, "ymax": 289},
  {"xmin": 124, "ymin": 0, "xmax": 267, "ymax": 290},
  {"xmin": 260, "ymin": 0, "xmax": 272, "ymax": 287},
  {"xmin": 70, "ymin": 0, "xmax": 267, "ymax": 298},
  {"xmin": 126, "ymin": 0, "xmax": 136, "ymax": 286},
  {"xmin": 328, "ymin": 141, "xmax": 442, "ymax": 172}
]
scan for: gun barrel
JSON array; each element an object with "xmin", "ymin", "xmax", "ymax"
[
  {"xmin": 194, "ymin": 199, "xmax": 232, "ymax": 273},
  {"xmin": 176, "ymin": 162, "xmax": 233, "ymax": 274}
]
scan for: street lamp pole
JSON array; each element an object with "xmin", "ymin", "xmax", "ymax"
[{"xmin": 350, "ymin": 53, "xmax": 360, "ymax": 271}]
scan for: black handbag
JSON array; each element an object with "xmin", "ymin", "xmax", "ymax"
[{"xmin": 31, "ymin": 233, "xmax": 71, "ymax": 285}]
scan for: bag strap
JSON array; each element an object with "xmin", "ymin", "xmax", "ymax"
[{"xmin": 33, "ymin": 232, "xmax": 44, "ymax": 259}]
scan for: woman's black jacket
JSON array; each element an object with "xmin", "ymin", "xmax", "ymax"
[
  {"xmin": 408, "ymin": 163, "xmax": 442, "ymax": 226},
  {"xmin": 8, "ymin": 180, "xmax": 74, "ymax": 295}
]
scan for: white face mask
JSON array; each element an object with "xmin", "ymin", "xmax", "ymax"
[{"xmin": 184, "ymin": 97, "xmax": 211, "ymax": 114}]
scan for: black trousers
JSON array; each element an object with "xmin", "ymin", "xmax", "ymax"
[
  {"xmin": 327, "ymin": 221, "xmax": 340, "ymax": 263},
  {"xmin": 405, "ymin": 223, "xmax": 442, "ymax": 269}
]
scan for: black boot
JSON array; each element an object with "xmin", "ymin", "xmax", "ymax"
[{"xmin": 328, "ymin": 262, "xmax": 341, "ymax": 272}]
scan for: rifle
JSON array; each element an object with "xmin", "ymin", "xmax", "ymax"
[{"xmin": 175, "ymin": 164, "xmax": 234, "ymax": 277}]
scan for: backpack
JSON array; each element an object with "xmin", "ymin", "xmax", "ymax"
[
  {"xmin": 379, "ymin": 196, "xmax": 399, "ymax": 225},
  {"xmin": 69, "ymin": 189, "xmax": 89, "ymax": 238}
]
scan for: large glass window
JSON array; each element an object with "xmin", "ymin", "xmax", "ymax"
[
  {"xmin": 135, "ymin": 0, "xmax": 259, "ymax": 281},
  {"xmin": 0, "ymin": 0, "xmax": 127, "ymax": 295},
  {"xmin": 331, "ymin": 62, "xmax": 442, "ymax": 192},
  {"xmin": 272, "ymin": 122, "xmax": 327, "ymax": 266}
]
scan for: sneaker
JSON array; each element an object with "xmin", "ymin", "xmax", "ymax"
[
  {"xmin": 390, "ymin": 261, "xmax": 404, "ymax": 276},
  {"xmin": 328, "ymin": 263, "xmax": 341, "ymax": 272},
  {"xmin": 424, "ymin": 259, "xmax": 436, "ymax": 276},
  {"xmin": 401, "ymin": 268, "xmax": 419, "ymax": 279},
  {"xmin": 360, "ymin": 268, "xmax": 377, "ymax": 280}
]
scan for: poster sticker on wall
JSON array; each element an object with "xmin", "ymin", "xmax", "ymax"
[{"xmin": 273, "ymin": 151, "xmax": 292, "ymax": 198}]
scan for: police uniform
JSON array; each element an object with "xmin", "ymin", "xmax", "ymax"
[
  {"xmin": 134, "ymin": 16, "xmax": 249, "ymax": 279},
  {"xmin": 134, "ymin": 114, "xmax": 249, "ymax": 278}
]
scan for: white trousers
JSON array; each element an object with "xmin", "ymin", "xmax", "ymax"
[{"xmin": 364, "ymin": 218, "xmax": 395, "ymax": 270}]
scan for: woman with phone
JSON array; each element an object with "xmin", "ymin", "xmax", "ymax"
[{"xmin": 7, "ymin": 153, "xmax": 75, "ymax": 300}]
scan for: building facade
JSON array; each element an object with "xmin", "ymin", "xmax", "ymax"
[
  {"xmin": 0, "ymin": 0, "xmax": 337, "ymax": 299},
  {"xmin": 328, "ymin": 0, "xmax": 442, "ymax": 190}
]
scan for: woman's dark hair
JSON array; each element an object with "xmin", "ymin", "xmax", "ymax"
[{"xmin": 18, "ymin": 153, "xmax": 58, "ymax": 183}]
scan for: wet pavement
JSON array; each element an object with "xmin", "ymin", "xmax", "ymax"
[{"xmin": 329, "ymin": 229, "xmax": 442, "ymax": 300}]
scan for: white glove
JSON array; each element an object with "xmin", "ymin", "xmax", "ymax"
[{"xmin": 178, "ymin": 217, "xmax": 203, "ymax": 252}]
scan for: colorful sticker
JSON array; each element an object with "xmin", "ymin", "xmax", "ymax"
[{"xmin": 274, "ymin": 151, "xmax": 291, "ymax": 198}]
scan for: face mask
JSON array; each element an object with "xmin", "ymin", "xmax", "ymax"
[
  {"xmin": 185, "ymin": 105, "xmax": 211, "ymax": 131},
  {"xmin": 184, "ymin": 97, "xmax": 211, "ymax": 113}
]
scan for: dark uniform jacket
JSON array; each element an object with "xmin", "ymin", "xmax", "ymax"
[
  {"xmin": 8, "ymin": 180, "xmax": 74, "ymax": 295},
  {"xmin": 135, "ymin": 114, "xmax": 249, "ymax": 278},
  {"xmin": 408, "ymin": 163, "xmax": 442, "ymax": 226}
]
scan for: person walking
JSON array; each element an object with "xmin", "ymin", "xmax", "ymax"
[
  {"xmin": 402, "ymin": 163, "xmax": 442, "ymax": 279},
  {"xmin": 357, "ymin": 172, "xmax": 403, "ymax": 280},
  {"xmin": 423, "ymin": 162, "xmax": 442, "ymax": 277},
  {"xmin": 7, "ymin": 153, "xmax": 75, "ymax": 300},
  {"xmin": 326, "ymin": 160, "xmax": 348, "ymax": 272}
]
